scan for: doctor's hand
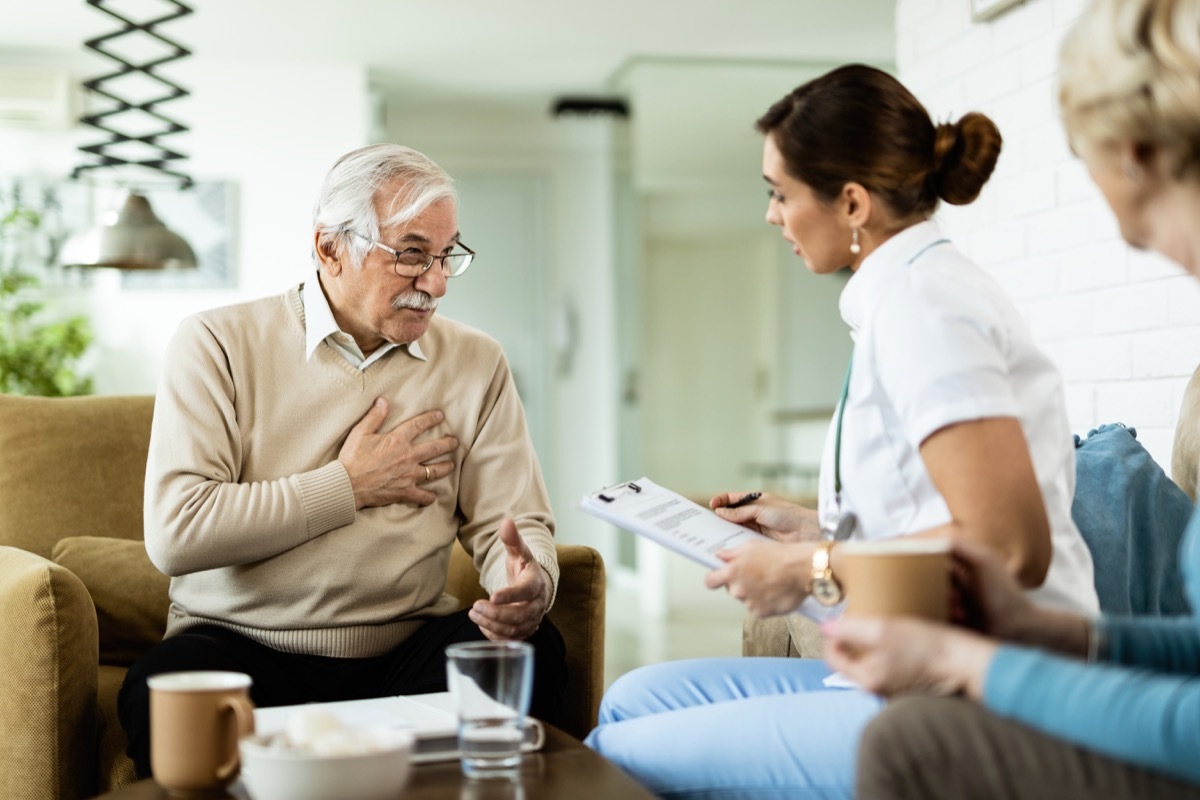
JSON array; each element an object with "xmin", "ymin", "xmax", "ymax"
[
  {"xmin": 705, "ymin": 539, "xmax": 815, "ymax": 616},
  {"xmin": 823, "ymin": 615, "xmax": 997, "ymax": 701},
  {"xmin": 471, "ymin": 519, "xmax": 552, "ymax": 642},
  {"xmin": 710, "ymin": 492, "xmax": 822, "ymax": 542}
]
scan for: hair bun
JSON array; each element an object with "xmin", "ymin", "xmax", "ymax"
[
  {"xmin": 931, "ymin": 113, "xmax": 1002, "ymax": 205},
  {"xmin": 932, "ymin": 123, "xmax": 960, "ymax": 173}
]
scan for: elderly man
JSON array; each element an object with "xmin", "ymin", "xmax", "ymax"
[{"xmin": 117, "ymin": 143, "xmax": 565, "ymax": 777}]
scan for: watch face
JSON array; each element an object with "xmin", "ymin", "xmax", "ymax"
[{"xmin": 812, "ymin": 577, "xmax": 843, "ymax": 606}]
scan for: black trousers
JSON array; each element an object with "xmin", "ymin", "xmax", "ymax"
[{"xmin": 117, "ymin": 610, "xmax": 567, "ymax": 779}]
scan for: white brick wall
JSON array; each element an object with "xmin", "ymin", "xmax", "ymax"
[{"xmin": 896, "ymin": 0, "xmax": 1200, "ymax": 471}]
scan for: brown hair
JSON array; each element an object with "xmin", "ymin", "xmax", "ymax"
[{"xmin": 756, "ymin": 64, "xmax": 1002, "ymax": 217}]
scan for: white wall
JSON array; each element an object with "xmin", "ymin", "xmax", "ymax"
[
  {"xmin": 895, "ymin": 0, "xmax": 1200, "ymax": 469},
  {"xmin": 1, "ymin": 54, "xmax": 370, "ymax": 394}
]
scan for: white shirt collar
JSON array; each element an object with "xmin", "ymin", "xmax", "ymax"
[
  {"xmin": 838, "ymin": 219, "xmax": 947, "ymax": 335},
  {"xmin": 301, "ymin": 274, "xmax": 427, "ymax": 367}
]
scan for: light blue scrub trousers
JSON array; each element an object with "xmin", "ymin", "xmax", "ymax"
[{"xmin": 584, "ymin": 657, "xmax": 884, "ymax": 799}]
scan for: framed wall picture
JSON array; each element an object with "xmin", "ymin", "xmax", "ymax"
[
  {"xmin": 0, "ymin": 177, "xmax": 239, "ymax": 290},
  {"xmin": 971, "ymin": 0, "xmax": 1027, "ymax": 22}
]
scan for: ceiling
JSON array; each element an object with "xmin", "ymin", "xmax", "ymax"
[{"xmin": 3, "ymin": 0, "xmax": 896, "ymax": 108}]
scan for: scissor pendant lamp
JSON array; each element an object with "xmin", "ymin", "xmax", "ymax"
[{"xmin": 61, "ymin": 0, "xmax": 197, "ymax": 270}]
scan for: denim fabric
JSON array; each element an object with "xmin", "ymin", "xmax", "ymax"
[{"xmin": 1072, "ymin": 423, "xmax": 1192, "ymax": 616}]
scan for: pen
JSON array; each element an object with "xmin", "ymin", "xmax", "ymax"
[{"xmin": 725, "ymin": 492, "xmax": 761, "ymax": 509}]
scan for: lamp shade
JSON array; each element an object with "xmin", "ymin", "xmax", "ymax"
[{"xmin": 60, "ymin": 191, "xmax": 196, "ymax": 270}]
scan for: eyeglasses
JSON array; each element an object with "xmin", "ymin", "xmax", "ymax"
[{"xmin": 349, "ymin": 231, "xmax": 475, "ymax": 278}]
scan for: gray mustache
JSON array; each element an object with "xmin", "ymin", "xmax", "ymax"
[{"xmin": 392, "ymin": 291, "xmax": 438, "ymax": 311}]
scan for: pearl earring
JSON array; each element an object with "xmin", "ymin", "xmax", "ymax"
[{"xmin": 849, "ymin": 227, "xmax": 861, "ymax": 255}]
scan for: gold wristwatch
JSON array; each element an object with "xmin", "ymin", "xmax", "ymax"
[{"xmin": 810, "ymin": 540, "xmax": 843, "ymax": 606}]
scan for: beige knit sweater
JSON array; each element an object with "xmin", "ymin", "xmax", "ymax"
[{"xmin": 144, "ymin": 284, "xmax": 558, "ymax": 657}]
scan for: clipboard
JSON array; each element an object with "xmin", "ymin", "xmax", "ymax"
[{"xmin": 578, "ymin": 477, "xmax": 771, "ymax": 570}]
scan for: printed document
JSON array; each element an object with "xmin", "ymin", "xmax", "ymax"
[
  {"xmin": 579, "ymin": 476, "xmax": 841, "ymax": 625},
  {"xmin": 578, "ymin": 477, "xmax": 771, "ymax": 569}
]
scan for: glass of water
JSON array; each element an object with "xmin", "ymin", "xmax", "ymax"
[{"xmin": 445, "ymin": 640, "xmax": 534, "ymax": 780}]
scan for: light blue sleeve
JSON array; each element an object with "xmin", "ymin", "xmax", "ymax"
[
  {"xmin": 1104, "ymin": 615, "xmax": 1200, "ymax": 673},
  {"xmin": 985, "ymin": 646, "xmax": 1200, "ymax": 785}
]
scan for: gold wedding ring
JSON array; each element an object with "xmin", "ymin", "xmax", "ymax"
[{"xmin": 424, "ymin": 465, "xmax": 431, "ymax": 482}]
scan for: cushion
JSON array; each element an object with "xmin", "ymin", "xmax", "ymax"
[
  {"xmin": 97, "ymin": 664, "xmax": 138, "ymax": 792},
  {"xmin": 0, "ymin": 395, "xmax": 154, "ymax": 559},
  {"xmin": 51, "ymin": 537, "xmax": 170, "ymax": 666}
]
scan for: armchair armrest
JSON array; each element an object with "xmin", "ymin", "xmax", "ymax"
[
  {"xmin": 545, "ymin": 544, "xmax": 606, "ymax": 739},
  {"xmin": 0, "ymin": 547, "xmax": 100, "ymax": 800}
]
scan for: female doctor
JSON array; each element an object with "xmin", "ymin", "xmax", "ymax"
[{"xmin": 584, "ymin": 63, "xmax": 1098, "ymax": 799}]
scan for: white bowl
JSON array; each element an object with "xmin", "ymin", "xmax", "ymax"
[{"xmin": 238, "ymin": 728, "xmax": 415, "ymax": 800}]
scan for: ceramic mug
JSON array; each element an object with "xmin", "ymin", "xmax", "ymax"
[{"xmin": 148, "ymin": 671, "xmax": 255, "ymax": 797}]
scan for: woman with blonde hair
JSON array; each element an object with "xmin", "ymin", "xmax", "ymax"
[{"xmin": 826, "ymin": 1, "xmax": 1200, "ymax": 797}]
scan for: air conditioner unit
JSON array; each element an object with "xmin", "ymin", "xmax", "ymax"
[{"xmin": 0, "ymin": 68, "xmax": 75, "ymax": 130}]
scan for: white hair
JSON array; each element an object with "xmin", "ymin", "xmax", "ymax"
[
  {"xmin": 1060, "ymin": 0, "xmax": 1200, "ymax": 178},
  {"xmin": 312, "ymin": 143, "xmax": 457, "ymax": 270}
]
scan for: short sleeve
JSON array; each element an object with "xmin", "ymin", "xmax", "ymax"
[{"xmin": 871, "ymin": 270, "xmax": 1017, "ymax": 447}]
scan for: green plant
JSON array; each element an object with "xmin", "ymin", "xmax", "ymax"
[{"xmin": 0, "ymin": 205, "xmax": 93, "ymax": 396}]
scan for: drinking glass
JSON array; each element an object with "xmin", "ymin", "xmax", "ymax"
[{"xmin": 445, "ymin": 641, "xmax": 533, "ymax": 780}]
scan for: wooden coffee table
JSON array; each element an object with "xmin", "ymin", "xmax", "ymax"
[{"xmin": 90, "ymin": 724, "xmax": 654, "ymax": 799}]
